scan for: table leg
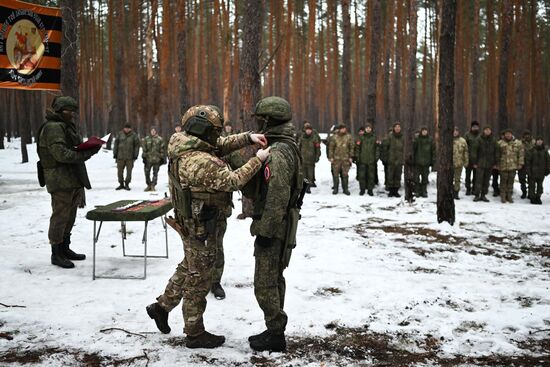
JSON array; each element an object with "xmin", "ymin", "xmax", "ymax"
[
  {"xmin": 121, "ymin": 221, "xmax": 126, "ymax": 256},
  {"xmin": 162, "ymin": 215, "xmax": 169, "ymax": 258},
  {"xmin": 143, "ymin": 221, "xmax": 148, "ymax": 279},
  {"xmin": 93, "ymin": 221, "xmax": 96, "ymax": 280}
]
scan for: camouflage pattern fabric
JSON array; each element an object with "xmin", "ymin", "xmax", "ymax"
[
  {"xmin": 48, "ymin": 188, "xmax": 82, "ymax": 245},
  {"xmin": 497, "ymin": 139, "xmax": 525, "ymax": 171},
  {"xmin": 413, "ymin": 135, "xmax": 436, "ymax": 167},
  {"xmin": 464, "ymin": 131, "xmax": 480, "ymax": 166},
  {"xmin": 473, "ymin": 134, "xmax": 498, "ymax": 169},
  {"xmin": 328, "ymin": 133, "xmax": 354, "ymax": 161},
  {"xmin": 157, "ymin": 130, "xmax": 261, "ymax": 336},
  {"xmin": 474, "ymin": 168, "xmax": 492, "ymax": 196},
  {"xmin": 332, "ymin": 160, "xmax": 352, "ymax": 180},
  {"xmin": 453, "ymin": 136, "xmax": 469, "ymax": 168},
  {"xmin": 298, "ymin": 131, "xmax": 321, "ymax": 165},
  {"xmin": 499, "ymin": 170, "xmax": 516, "ymax": 200},
  {"xmin": 117, "ymin": 159, "xmax": 134, "ymax": 185},
  {"xmin": 527, "ymin": 144, "xmax": 550, "ymax": 199},
  {"xmin": 382, "ymin": 132, "xmax": 404, "ymax": 166},
  {"xmin": 453, "ymin": 167, "xmax": 463, "ymax": 192},
  {"xmin": 142, "ymin": 135, "xmax": 166, "ymax": 165},
  {"xmin": 355, "ymin": 132, "xmax": 378, "ymax": 165},
  {"xmin": 144, "ymin": 163, "xmax": 160, "ymax": 186},
  {"xmin": 37, "ymin": 110, "xmax": 94, "ymax": 193},
  {"xmin": 113, "ymin": 130, "xmax": 140, "ymax": 161}
]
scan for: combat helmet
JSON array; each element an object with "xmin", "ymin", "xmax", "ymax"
[
  {"xmin": 52, "ymin": 96, "xmax": 78, "ymax": 113},
  {"xmin": 180, "ymin": 105, "xmax": 224, "ymax": 145},
  {"xmin": 254, "ymin": 96, "xmax": 292, "ymax": 124}
]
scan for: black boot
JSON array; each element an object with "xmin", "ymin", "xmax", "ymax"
[
  {"xmin": 211, "ymin": 283, "xmax": 226, "ymax": 300},
  {"xmin": 332, "ymin": 177, "xmax": 339, "ymax": 195},
  {"xmin": 473, "ymin": 195, "xmax": 481, "ymax": 202},
  {"xmin": 186, "ymin": 331, "xmax": 225, "ymax": 349},
  {"xmin": 310, "ymin": 182, "xmax": 317, "ymax": 188},
  {"xmin": 249, "ymin": 330, "xmax": 286, "ymax": 352},
  {"xmin": 342, "ymin": 177, "xmax": 350, "ymax": 195},
  {"xmin": 359, "ymin": 189, "xmax": 365, "ymax": 196},
  {"xmin": 520, "ymin": 189, "xmax": 527, "ymax": 199},
  {"xmin": 124, "ymin": 183, "xmax": 131, "ymax": 191},
  {"xmin": 51, "ymin": 245, "xmax": 75, "ymax": 269},
  {"xmin": 116, "ymin": 183, "xmax": 124, "ymax": 190},
  {"xmin": 453, "ymin": 191, "xmax": 460, "ymax": 200},
  {"xmin": 466, "ymin": 188, "xmax": 472, "ymax": 196},
  {"xmin": 481, "ymin": 195, "xmax": 490, "ymax": 202},
  {"xmin": 388, "ymin": 188, "xmax": 394, "ymax": 197},
  {"xmin": 62, "ymin": 235, "xmax": 85, "ymax": 260},
  {"xmin": 306, "ymin": 186, "xmax": 311, "ymax": 194},
  {"xmin": 248, "ymin": 329, "xmax": 270, "ymax": 343},
  {"xmin": 146, "ymin": 302, "xmax": 171, "ymax": 334},
  {"xmin": 530, "ymin": 198, "xmax": 537, "ymax": 204},
  {"xmin": 394, "ymin": 188, "xmax": 401, "ymax": 198},
  {"xmin": 367, "ymin": 189, "xmax": 374, "ymax": 196}
]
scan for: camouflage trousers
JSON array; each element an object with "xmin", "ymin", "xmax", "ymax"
[
  {"xmin": 331, "ymin": 160, "xmax": 351, "ymax": 179},
  {"xmin": 356, "ymin": 163, "xmax": 376, "ymax": 191},
  {"xmin": 144, "ymin": 163, "xmax": 160, "ymax": 186},
  {"xmin": 303, "ymin": 163, "xmax": 316, "ymax": 185},
  {"xmin": 386, "ymin": 164, "xmax": 403, "ymax": 189},
  {"xmin": 48, "ymin": 189, "xmax": 82, "ymax": 245},
  {"xmin": 116, "ymin": 159, "xmax": 134, "ymax": 185},
  {"xmin": 254, "ymin": 238, "xmax": 288, "ymax": 334},
  {"xmin": 157, "ymin": 216, "xmax": 227, "ymax": 336},
  {"xmin": 500, "ymin": 170, "xmax": 516, "ymax": 199},
  {"xmin": 453, "ymin": 166, "xmax": 463, "ymax": 192},
  {"xmin": 528, "ymin": 177, "xmax": 544, "ymax": 199},
  {"xmin": 414, "ymin": 165, "xmax": 430, "ymax": 195},
  {"xmin": 474, "ymin": 168, "xmax": 491, "ymax": 196}
]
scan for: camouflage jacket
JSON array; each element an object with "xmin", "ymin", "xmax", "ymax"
[
  {"xmin": 381, "ymin": 132, "xmax": 404, "ymax": 165},
  {"xmin": 526, "ymin": 145, "xmax": 550, "ymax": 179},
  {"xmin": 497, "ymin": 138, "xmax": 524, "ymax": 171},
  {"xmin": 142, "ymin": 135, "xmax": 166, "ymax": 165},
  {"xmin": 473, "ymin": 135, "xmax": 498, "ymax": 169},
  {"xmin": 298, "ymin": 132, "xmax": 321, "ymax": 164},
  {"xmin": 328, "ymin": 132, "xmax": 354, "ymax": 161},
  {"xmin": 413, "ymin": 135, "xmax": 436, "ymax": 166},
  {"xmin": 251, "ymin": 122, "xmax": 301, "ymax": 240},
  {"xmin": 37, "ymin": 110, "xmax": 94, "ymax": 193},
  {"xmin": 355, "ymin": 132, "xmax": 378, "ymax": 164},
  {"xmin": 464, "ymin": 131, "xmax": 480, "ymax": 165},
  {"xmin": 113, "ymin": 130, "xmax": 140, "ymax": 160},
  {"xmin": 453, "ymin": 136, "xmax": 469, "ymax": 168}
]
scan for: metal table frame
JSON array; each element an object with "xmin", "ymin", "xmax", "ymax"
[{"xmin": 92, "ymin": 216, "xmax": 168, "ymax": 280}]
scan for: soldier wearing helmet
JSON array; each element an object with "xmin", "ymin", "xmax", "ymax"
[
  {"xmin": 147, "ymin": 105, "xmax": 270, "ymax": 349},
  {"xmin": 36, "ymin": 96, "xmax": 101, "ymax": 269},
  {"xmin": 247, "ymin": 96, "xmax": 303, "ymax": 352}
]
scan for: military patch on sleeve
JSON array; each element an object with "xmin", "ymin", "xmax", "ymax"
[
  {"xmin": 264, "ymin": 164, "xmax": 271, "ymax": 182},
  {"xmin": 315, "ymin": 143, "xmax": 321, "ymax": 148},
  {"xmin": 356, "ymin": 140, "xmax": 361, "ymax": 145}
]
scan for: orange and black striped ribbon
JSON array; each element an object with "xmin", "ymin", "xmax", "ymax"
[{"xmin": 0, "ymin": 0, "xmax": 61, "ymax": 91}]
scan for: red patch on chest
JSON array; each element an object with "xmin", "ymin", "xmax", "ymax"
[{"xmin": 264, "ymin": 165, "xmax": 271, "ymax": 182}]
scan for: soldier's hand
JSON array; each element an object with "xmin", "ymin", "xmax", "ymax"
[
  {"xmin": 250, "ymin": 133, "xmax": 268, "ymax": 148},
  {"xmin": 256, "ymin": 147, "xmax": 271, "ymax": 162}
]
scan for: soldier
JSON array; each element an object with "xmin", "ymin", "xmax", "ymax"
[
  {"xmin": 298, "ymin": 122, "xmax": 321, "ymax": 193},
  {"xmin": 497, "ymin": 129, "xmax": 524, "ymax": 203},
  {"xmin": 36, "ymin": 96, "xmax": 100, "ymax": 268},
  {"xmin": 464, "ymin": 121, "xmax": 480, "ymax": 195},
  {"xmin": 324, "ymin": 124, "xmax": 338, "ymax": 160},
  {"xmin": 222, "ymin": 121, "xmax": 233, "ymax": 137},
  {"xmin": 113, "ymin": 123, "xmax": 140, "ymax": 190},
  {"xmin": 452, "ymin": 127, "xmax": 469, "ymax": 200},
  {"xmin": 146, "ymin": 105, "xmax": 270, "ymax": 349},
  {"xmin": 248, "ymin": 96, "xmax": 303, "ymax": 352},
  {"xmin": 382, "ymin": 122, "xmax": 404, "ymax": 197},
  {"xmin": 492, "ymin": 131, "xmax": 506, "ymax": 197},
  {"xmin": 413, "ymin": 127, "xmax": 436, "ymax": 197},
  {"xmin": 142, "ymin": 127, "xmax": 166, "ymax": 192},
  {"xmin": 473, "ymin": 126, "xmax": 499, "ymax": 202},
  {"xmin": 329, "ymin": 124, "xmax": 354, "ymax": 195},
  {"xmin": 527, "ymin": 137, "xmax": 550, "ymax": 204},
  {"xmin": 355, "ymin": 123, "xmax": 378, "ymax": 196},
  {"xmin": 519, "ymin": 130, "xmax": 535, "ymax": 199}
]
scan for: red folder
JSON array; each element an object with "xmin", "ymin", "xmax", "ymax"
[{"xmin": 75, "ymin": 136, "xmax": 106, "ymax": 151}]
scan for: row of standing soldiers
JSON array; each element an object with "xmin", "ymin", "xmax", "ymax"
[{"xmin": 298, "ymin": 120, "xmax": 549, "ymax": 203}]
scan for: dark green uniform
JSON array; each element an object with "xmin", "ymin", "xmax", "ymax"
[
  {"xmin": 473, "ymin": 133, "xmax": 498, "ymax": 199},
  {"xmin": 355, "ymin": 131, "xmax": 378, "ymax": 194},
  {"xmin": 298, "ymin": 131, "xmax": 321, "ymax": 185},
  {"xmin": 527, "ymin": 143, "xmax": 550, "ymax": 203},
  {"xmin": 113, "ymin": 129, "xmax": 140, "ymax": 187},
  {"xmin": 413, "ymin": 133, "xmax": 436, "ymax": 196},
  {"xmin": 142, "ymin": 134, "xmax": 166, "ymax": 189},
  {"xmin": 464, "ymin": 130, "xmax": 480, "ymax": 194},
  {"xmin": 519, "ymin": 136, "xmax": 534, "ymax": 197},
  {"xmin": 381, "ymin": 131, "xmax": 404, "ymax": 191}
]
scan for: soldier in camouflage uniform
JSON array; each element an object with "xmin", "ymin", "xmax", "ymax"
[
  {"xmin": 298, "ymin": 122, "xmax": 321, "ymax": 193},
  {"xmin": 473, "ymin": 126, "xmax": 499, "ymax": 202},
  {"xmin": 37, "ymin": 96, "xmax": 100, "ymax": 268},
  {"xmin": 413, "ymin": 127, "xmax": 436, "ymax": 197},
  {"xmin": 381, "ymin": 123, "xmax": 404, "ymax": 197},
  {"xmin": 113, "ymin": 123, "xmax": 140, "ymax": 190},
  {"xmin": 329, "ymin": 124, "xmax": 354, "ymax": 195},
  {"xmin": 464, "ymin": 121, "xmax": 480, "ymax": 195},
  {"xmin": 142, "ymin": 127, "xmax": 166, "ymax": 192},
  {"xmin": 146, "ymin": 105, "xmax": 270, "ymax": 349},
  {"xmin": 497, "ymin": 129, "xmax": 525, "ymax": 203},
  {"xmin": 247, "ymin": 96, "xmax": 302, "ymax": 353},
  {"xmin": 519, "ymin": 130, "xmax": 535, "ymax": 199},
  {"xmin": 355, "ymin": 123, "xmax": 378, "ymax": 196},
  {"xmin": 452, "ymin": 127, "xmax": 469, "ymax": 199},
  {"xmin": 527, "ymin": 137, "xmax": 550, "ymax": 204}
]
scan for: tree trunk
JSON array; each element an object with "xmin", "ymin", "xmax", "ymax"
[
  {"xmin": 471, "ymin": 0, "xmax": 480, "ymax": 123},
  {"xmin": 437, "ymin": 0, "xmax": 456, "ymax": 225},
  {"xmin": 177, "ymin": 0, "xmax": 190, "ymax": 116},
  {"xmin": 497, "ymin": 0, "xmax": 513, "ymax": 133},
  {"xmin": 341, "ymin": 0, "xmax": 351, "ymax": 125},
  {"xmin": 366, "ymin": 0, "xmax": 381, "ymax": 127},
  {"xmin": 60, "ymin": 0, "xmax": 79, "ymax": 100}
]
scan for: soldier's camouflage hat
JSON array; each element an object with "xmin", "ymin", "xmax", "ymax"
[
  {"xmin": 180, "ymin": 105, "xmax": 224, "ymax": 128},
  {"xmin": 254, "ymin": 96, "xmax": 292, "ymax": 122},
  {"xmin": 52, "ymin": 96, "xmax": 78, "ymax": 112}
]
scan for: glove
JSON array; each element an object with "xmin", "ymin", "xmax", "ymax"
[
  {"xmin": 255, "ymin": 235, "xmax": 273, "ymax": 248},
  {"xmin": 256, "ymin": 147, "xmax": 271, "ymax": 162}
]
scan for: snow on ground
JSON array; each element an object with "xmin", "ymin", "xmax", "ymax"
[{"xmin": 0, "ymin": 138, "xmax": 549, "ymax": 366}]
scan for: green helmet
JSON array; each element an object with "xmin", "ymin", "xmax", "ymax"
[
  {"xmin": 52, "ymin": 96, "xmax": 78, "ymax": 113},
  {"xmin": 254, "ymin": 96, "xmax": 292, "ymax": 122}
]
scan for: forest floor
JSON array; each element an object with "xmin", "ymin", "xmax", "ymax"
[{"xmin": 0, "ymin": 139, "xmax": 549, "ymax": 367}]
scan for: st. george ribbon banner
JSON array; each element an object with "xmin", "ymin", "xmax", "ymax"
[{"xmin": 0, "ymin": 0, "xmax": 61, "ymax": 90}]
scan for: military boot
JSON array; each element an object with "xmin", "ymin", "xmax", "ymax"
[
  {"xmin": 306, "ymin": 186, "xmax": 311, "ymax": 194},
  {"xmin": 151, "ymin": 185, "xmax": 156, "ymax": 192},
  {"xmin": 146, "ymin": 302, "xmax": 171, "ymax": 334},
  {"xmin": 367, "ymin": 189, "xmax": 374, "ymax": 196},
  {"xmin": 61, "ymin": 236, "xmax": 85, "ymax": 261},
  {"xmin": 116, "ymin": 183, "xmax": 125, "ymax": 190},
  {"xmin": 473, "ymin": 195, "xmax": 481, "ymax": 202},
  {"xmin": 211, "ymin": 283, "xmax": 226, "ymax": 300},
  {"xmin": 465, "ymin": 188, "xmax": 472, "ymax": 196},
  {"xmin": 521, "ymin": 189, "xmax": 527, "ymax": 199},
  {"xmin": 481, "ymin": 195, "xmax": 490, "ymax": 202},
  {"xmin": 394, "ymin": 189, "xmax": 401, "ymax": 198},
  {"xmin": 359, "ymin": 189, "xmax": 365, "ymax": 196},
  {"xmin": 51, "ymin": 245, "xmax": 75, "ymax": 269},
  {"xmin": 124, "ymin": 183, "xmax": 131, "ymax": 191},
  {"xmin": 342, "ymin": 177, "xmax": 350, "ymax": 196},
  {"xmin": 453, "ymin": 191, "xmax": 460, "ymax": 200},
  {"xmin": 144, "ymin": 185, "xmax": 151, "ymax": 192},
  {"xmin": 186, "ymin": 331, "xmax": 225, "ymax": 349},
  {"xmin": 500, "ymin": 195, "xmax": 507, "ymax": 203},
  {"xmin": 332, "ymin": 177, "xmax": 339, "ymax": 195},
  {"xmin": 248, "ymin": 329, "xmax": 270, "ymax": 343},
  {"xmin": 249, "ymin": 330, "xmax": 286, "ymax": 352},
  {"xmin": 507, "ymin": 193, "xmax": 514, "ymax": 203},
  {"xmin": 310, "ymin": 182, "xmax": 317, "ymax": 188}
]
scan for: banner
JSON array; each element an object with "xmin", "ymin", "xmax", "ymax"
[{"xmin": 0, "ymin": 0, "xmax": 61, "ymax": 90}]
